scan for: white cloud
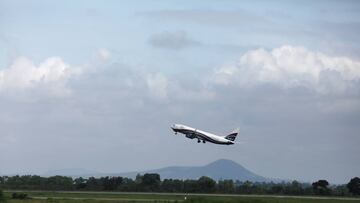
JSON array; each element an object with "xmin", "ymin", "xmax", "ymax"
[
  {"xmin": 0, "ymin": 49, "xmax": 114, "ymax": 97},
  {"xmin": 0, "ymin": 56, "xmax": 81, "ymax": 96},
  {"xmin": 146, "ymin": 72, "xmax": 168, "ymax": 100},
  {"xmin": 213, "ymin": 45, "xmax": 360, "ymax": 94}
]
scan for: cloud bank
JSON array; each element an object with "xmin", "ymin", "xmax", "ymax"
[
  {"xmin": 2, "ymin": 45, "xmax": 360, "ymax": 100},
  {"xmin": 213, "ymin": 45, "xmax": 360, "ymax": 94},
  {"xmin": 0, "ymin": 49, "xmax": 114, "ymax": 97},
  {"xmin": 0, "ymin": 56, "xmax": 80, "ymax": 97}
]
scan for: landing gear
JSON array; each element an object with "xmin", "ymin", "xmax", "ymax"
[
  {"xmin": 197, "ymin": 139, "xmax": 201, "ymax": 143},
  {"xmin": 175, "ymin": 132, "xmax": 177, "ymax": 135},
  {"xmin": 203, "ymin": 140, "xmax": 206, "ymax": 143}
]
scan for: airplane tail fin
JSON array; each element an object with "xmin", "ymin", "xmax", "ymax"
[{"xmin": 224, "ymin": 128, "xmax": 240, "ymax": 141}]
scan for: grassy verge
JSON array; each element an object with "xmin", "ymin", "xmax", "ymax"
[
  {"xmin": 184, "ymin": 196, "xmax": 360, "ymax": 203},
  {"xmin": 4, "ymin": 191, "xmax": 183, "ymax": 202},
  {"xmin": 3, "ymin": 191, "xmax": 360, "ymax": 203}
]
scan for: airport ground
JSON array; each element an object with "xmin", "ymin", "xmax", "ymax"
[{"xmin": 3, "ymin": 191, "xmax": 360, "ymax": 203}]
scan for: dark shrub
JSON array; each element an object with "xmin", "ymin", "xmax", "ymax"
[
  {"xmin": 0, "ymin": 190, "xmax": 4, "ymax": 202},
  {"xmin": 12, "ymin": 193, "xmax": 28, "ymax": 199}
]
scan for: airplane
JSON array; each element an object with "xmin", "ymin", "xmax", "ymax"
[{"xmin": 171, "ymin": 124, "xmax": 239, "ymax": 145}]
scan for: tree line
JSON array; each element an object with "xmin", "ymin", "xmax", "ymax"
[{"xmin": 0, "ymin": 175, "xmax": 359, "ymax": 197}]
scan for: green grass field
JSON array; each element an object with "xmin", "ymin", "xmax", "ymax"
[
  {"xmin": 184, "ymin": 196, "xmax": 360, "ymax": 203},
  {"xmin": 3, "ymin": 191, "xmax": 360, "ymax": 203}
]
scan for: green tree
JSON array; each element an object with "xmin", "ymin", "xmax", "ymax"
[
  {"xmin": 332, "ymin": 185, "xmax": 350, "ymax": 196},
  {"xmin": 46, "ymin": 176, "xmax": 73, "ymax": 190},
  {"xmin": 347, "ymin": 177, "xmax": 360, "ymax": 195},
  {"xmin": 0, "ymin": 177, "xmax": 3, "ymax": 185},
  {"xmin": 183, "ymin": 180, "xmax": 199, "ymax": 193},
  {"xmin": 118, "ymin": 178, "xmax": 136, "ymax": 191},
  {"xmin": 312, "ymin": 180, "xmax": 330, "ymax": 195},
  {"xmin": 141, "ymin": 173, "xmax": 161, "ymax": 191},
  {"xmin": 217, "ymin": 179, "xmax": 234, "ymax": 193},
  {"xmin": 86, "ymin": 177, "xmax": 102, "ymax": 190},
  {"xmin": 197, "ymin": 176, "xmax": 216, "ymax": 193},
  {"xmin": 74, "ymin": 177, "xmax": 87, "ymax": 190},
  {"xmin": 102, "ymin": 176, "xmax": 123, "ymax": 190},
  {"xmin": 161, "ymin": 179, "xmax": 183, "ymax": 192},
  {"xmin": 285, "ymin": 181, "xmax": 304, "ymax": 195},
  {"xmin": 271, "ymin": 184, "xmax": 284, "ymax": 194},
  {"xmin": 237, "ymin": 181, "xmax": 253, "ymax": 194}
]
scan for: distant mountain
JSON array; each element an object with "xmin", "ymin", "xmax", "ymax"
[
  {"xmin": 42, "ymin": 159, "xmax": 276, "ymax": 182},
  {"xmin": 107, "ymin": 159, "xmax": 270, "ymax": 182}
]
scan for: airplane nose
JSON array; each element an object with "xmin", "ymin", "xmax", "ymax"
[{"xmin": 171, "ymin": 124, "xmax": 182, "ymax": 132}]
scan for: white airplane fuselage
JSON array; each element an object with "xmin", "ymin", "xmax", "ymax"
[{"xmin": 171, "ymin": 124, "xmax": 236, "ymax": 145}]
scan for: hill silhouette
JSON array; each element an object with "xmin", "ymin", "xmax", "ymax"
[
  {"xmin": 48, "ymin": 159, "xmax": 271, "ymax": 182},
  {"xmin": 118, "ymin": 159, "xmax": 269, "ymax": 182}
]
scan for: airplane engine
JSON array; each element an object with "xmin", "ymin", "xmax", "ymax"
[{"xmin": 185, "ymin": 134, "xmax": 196, "ymax": 139}]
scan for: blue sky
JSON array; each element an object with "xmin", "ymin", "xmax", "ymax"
[{"xmin": 0, "ymin": 0, "xmax": 360, "ymax": 184}]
